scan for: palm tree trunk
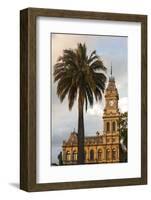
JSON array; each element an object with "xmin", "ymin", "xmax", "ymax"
[{"xmin": 77, "ymin": 94, "xmax": 85, "ymax": 164}]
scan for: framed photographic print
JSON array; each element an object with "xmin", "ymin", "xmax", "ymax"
[{"xmin": 20, "ymin": 8, "xmax": 147, "ymax": 191}]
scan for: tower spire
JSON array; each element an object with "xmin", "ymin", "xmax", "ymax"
[
  {"xmin": 109, "ymin": 62, "xmax": 114, "ymax": 81},
  {"xmin": 110, "ymin": 62, "xmax": 112, "ymax": 77}
]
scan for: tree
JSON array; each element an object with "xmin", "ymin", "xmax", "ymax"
[
  {"xmin": 54, "ymin": 43, "xmax": 107, "ymax": 164},
  {"xmin": 119, "ymin": 112, "xmax": 128, "ymax": 162}
]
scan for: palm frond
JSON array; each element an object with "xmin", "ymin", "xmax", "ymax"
[
  {"xmin": 53, "ymin": 42, "xmax": 107, "ymax": 111},
  {"xmin": 68, "ymin": 86, "xmax": 77, "ymax": 110},
  {"xmin": 85, "ymin": 85, "xmax": 94, "ymax": 107}
]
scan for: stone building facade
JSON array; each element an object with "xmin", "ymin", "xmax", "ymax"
[{"xmin": 62, "ymin": 72, "xmax": 120, "ymax": 165}]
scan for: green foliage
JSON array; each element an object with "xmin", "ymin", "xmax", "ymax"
[
  {"xmin": 119, "ymin": 112, "xmax": 128, "ymax": 162},
  {"xmin": 119, "ymin": 112, "xmax": 128, "ymax": 148}
]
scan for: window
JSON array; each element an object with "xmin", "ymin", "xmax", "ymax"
[
  {"xmin": 73, "ymin": 151, "xmax": 77, "ymax": 161},
  {"xmin": 106, "ymin": 122, "xmax": 110, "ymax": 132},
  {"xmin": 98, "ymin": 149, "xmax": 102, "ymax": 161},
  {"xmin": 90, "ymin": 149, "xmax": 94, "ymax": 161},
  {"xmin": 66, "ymin": 151, "xmax": 70, "ymax": 161},
  {"xmin": 112, "ymin": 138, "xmax": 116, "ymax": 143},
  {"xmin": 84, "ymin": 151, "xmax": 86, "ymax": 161},
  {"xmin": 99, "ymin": 137, "xmax": 103, "ymax": 143},
  {"xmin": 106, "ymin": 149, "xmax": 110, "ymax": 160},
  {"xmin": 112, "ymin": 121, "xmax": 116, "ymax": 132},
  {"xmin": 112, "ymin": 149, "xmax": 116, "ymax": 160},
  {"xmin": 107, "ymin": 138, "xmax": 110, "ymax": 143}
]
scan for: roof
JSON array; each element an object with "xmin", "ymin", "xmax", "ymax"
[{"xmin": 62, "ymin": 131, "xmax": 104, "ymax": 147}]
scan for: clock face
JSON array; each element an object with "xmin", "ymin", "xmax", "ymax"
[{"xmin": 109, "ymin": 100, "xmax": 114, "ymax": 106}]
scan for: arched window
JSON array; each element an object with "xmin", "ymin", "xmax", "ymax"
[
  {"xmin": 84, "ymin": 151, "xmax": 86, "ymax": 161},
  {"xmin": 98, "ymin": 149, "xmax": 102, "ymax": 161},
  {"xmin": 112, "ymin": 121, "xmax": 116, "ymax": 132},
  {"xmin": 90, "ymin": 149, "xmax": 94, "ymax": 161},
  {"xmin": 106, "ymin": 122, "xmax": 110, "ymax": 132},
  {"xmin": 112, "ymin": 149, "xmax": 116, "ymax": 160},
  {"xmin": 73, "ymin": 151, "xmax": 77, "ymax": 161},
  {"xmin": 106, "ymin": 149, "xmax": 110, "ymax": 160},
  {"xmin": 66, "ymin": 151, "xmax": 70, "ymax": 161}
]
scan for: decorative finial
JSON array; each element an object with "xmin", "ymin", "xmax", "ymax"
[
  {"xmin": 111, "ymin": 62, "xmax": 112, "ymax": 76},
  {"xmin": 109, "ymin": 62, "xmax": 115, "ymax": 81}
]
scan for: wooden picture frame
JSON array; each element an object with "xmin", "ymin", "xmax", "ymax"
[{"xmin": 20, "ymin": 7, "xmax": 147, "ymax": 192}]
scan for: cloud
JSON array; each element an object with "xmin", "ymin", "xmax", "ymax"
[
  {"xmin": 119, "ymin": 97, "xmax": 128, "ymax": 113},
  {"xmin": 87, "ymin": 103, "xmax": 103, "ymax": 116}
]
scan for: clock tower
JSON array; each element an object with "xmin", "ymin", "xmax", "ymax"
[{"xmin": 103, "ymin": 65, "xmax": 120, "ymax": 162}]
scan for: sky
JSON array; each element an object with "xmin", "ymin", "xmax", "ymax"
[{"xmin": 51, "ymin": 33, "xmax": 128, "ymax": 164}]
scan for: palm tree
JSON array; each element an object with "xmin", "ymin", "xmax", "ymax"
[{"xmin": 54, "ymin": 43, "xmax": 107, "ymax": 164}]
